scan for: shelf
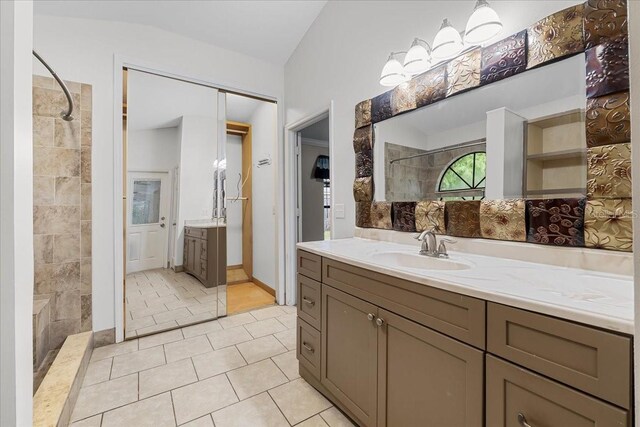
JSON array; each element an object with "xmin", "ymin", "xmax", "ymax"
[
  {"xmin": 524, "ymin": 188, "xmax": 585, "ymax": 196},
  {"xmin": 527, "ymin": 148, "xmax": 586, "ymax": 162}
]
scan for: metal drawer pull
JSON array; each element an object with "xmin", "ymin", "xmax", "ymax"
[
  {"xmin": 376, "ymin": 317, "xmax": 385, "ymax": 327},
  {"xmin": 517, "ymin": 413, "xmax": 533, "ymax": 427},
  {"xmin": 302, "ymin": 342, "xmax": 315, "ymax": 353},
  {"xmin": 367, "ymin": 313, "xmax": 375, "ymax": 321},
  {"xmin": 302, "ymin": 297, "xmax": 315, "ymax": 306}
]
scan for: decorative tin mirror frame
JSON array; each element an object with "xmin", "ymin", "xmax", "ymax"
[{"xmin": 353, "ymin": 1, "xmax": 632, "ymax": 251}]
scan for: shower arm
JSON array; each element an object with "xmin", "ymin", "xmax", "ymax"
[{"xmin": 32, "ymin": 50, "xmax": 74, "ymax": 121}]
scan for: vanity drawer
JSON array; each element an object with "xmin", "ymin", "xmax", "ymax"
[
  {"xmin": 297, "ymin": 274, "xmax": 321, "ymax": 330},
  {"xmin": 487, "ymin": 303, "xmax": 632, "ymax": 409},
  {"xmin": 322, "ymin": 258, "xmax": 485, "ymax": 349},
  {"xmin": 297, "ymin": 250, "xmax": 322, "ymax": 282},
  {"xmin": 486, "ymin": 355, "xmax": 629, "ymax": 427},
  {"xmin": 297, "ymin": 318, "xmax": 321, "ymax": 380},
  {"xmin": 185, "ymin": 227, "xmax": 208, "ymax": 239}
]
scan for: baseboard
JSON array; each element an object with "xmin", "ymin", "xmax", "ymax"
[
  {"xmin": 93, "ymin": 328, "xmax": 115, "ymax": 347},
  {"xmin": 227, "ymin": 264, "xmax": 243, "ymax": 270},
  {"xmin": 174, "ymin": 265, "xmax": 184, "ymax": 273},
  {"xmin": 251, "ymin": 276, "xmax": 276, "ymax": 296}
]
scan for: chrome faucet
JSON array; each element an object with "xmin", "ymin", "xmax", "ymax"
[{"xmin": 415, "ymin": 230, "xmax": 455, "ymax": 258}]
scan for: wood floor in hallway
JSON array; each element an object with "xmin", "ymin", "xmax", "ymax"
[{"xmin": 227, "ymin": 282, "xmax": 276, "ymax": 314}]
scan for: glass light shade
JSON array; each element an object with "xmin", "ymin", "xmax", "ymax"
[
  {"xmin": 403, "ymin": 41, "xmax": 431, "ymax": 75},
  {"xmin": 464, "ymin": 0, "xmax": 502, "ymax": 45},
  {"xmin": 432, "ymin": 19, "xmax": 464, "ymax": 60},
  {"xmin": 380, "ymin": 54, "xmax": 409, "ymax": 87}
]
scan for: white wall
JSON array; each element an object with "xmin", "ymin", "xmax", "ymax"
[
  {"xmin": 226, "ymin": 134, "xmax": 243, "ymax": 266},
  {"xmin": 127, "ymin": 127, "xmax": 180, "ymax": 172},
  {"xmin": 251, "ymin": 102, "xmax": 278, "ymax": 288},
  {"xmin": 285, "ymin": 0, "xmax": 582, "ymax": 238},
  {"xmin": 300, "ymin": 142, "xmax": 329, "ymax": 242},
  {"xmin": 0, "ymin": 1, "xmax": 34, "ymax": 425},
  {"xmin": 33, "ymin": 15, "xmax": 284, "ymax": 332}
]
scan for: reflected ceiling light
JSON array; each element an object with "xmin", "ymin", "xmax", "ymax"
[
  {"xmin": 432, "ymin": 19, "xmax": 464, "ymax": 60},
  {"xmin": 380, "ymin": 52, "xmax": 409, "ymax": 87},
  {"xmin": 403, "ymin": 38, "xmax": 432, "ymax": 75},
  {"xmin": 464, "ymin": 0, "xmax": 503, "ymax": 45}
]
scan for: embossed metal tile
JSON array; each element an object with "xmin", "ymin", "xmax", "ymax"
[
  {"xmin": 479, "ymin": 199, "xmax": 527, "ymax": 242},
  {"xmin": 392, "ymin": 202, "xmax": 417, "ymax": 232},
  {"xmin": 356, "ymin": 202, "xmax": 372, "ymax": 228},
  {"xmin": 445, "ymin": 201, "xmax": 481, "ymax": 238},
  {"xmin": 587, "ymin": 143, "xmax": 631, "ymax": 198},
  {"xmin": 480, "ymin": 30, "xmax": 527, "ymax": 85},
  {"xmin": 391, "ymin": 82, "xmax": 417, "ymax": 116},
  {"xmin": 353, "ymin": 177, "xmax": 373, "ymax": 202},
  {"xmin": 414, "ymin": 64, "xmax": 447, "ymax": 108},
  {"xmin": 527, "ymin": 4, "xmax": 585, "ymax": 69},
  {"xmin": 526, "ymin": 198, "xmax": 585, "ymax": 247},
  {"xmin": 415, "ymin": 201, "xmax": 446, "ymax": 234},
  {"xmin": 355, "ymin": 99, "xmax": 372, "ymax": 129},
  {"xmin": 355, "ymin": 148, "xmax": 373, "ymax": 178},
  {"xmin": 586, "ymin": 91, "xmax": 631, "ymax": 146},
  {"xmin": 371, "ymin": 91, "xmax": 393, "ymax": 123},
  {"xmin": 584, "ymin": 198, "xmax": 632, "ymax": 251},
  {"xmin": 446, "ymin": 48, "xmax": 481, "ymax": 97},
  {"xmin": 585, "ymin": 34, "xmax": 629, "ymax": 98},
  {"xmin": 371, "ymin": 202, "xmax": 393, "ymax": 229},
  {"xmin": 353, "ymin": 125, "xmax": 373, "ymax": 153},
  {"xmin": 584, "ymin": 0, "xmax": 628, "ymax": 49}
]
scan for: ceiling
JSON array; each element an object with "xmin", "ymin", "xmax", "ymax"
[{"xmin": 34, "ymin": 0, "xmax": 327, "ymax": 65}]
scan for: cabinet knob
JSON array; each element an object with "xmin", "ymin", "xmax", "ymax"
[
  {"xmin": 517, "ymin": 413, "xmax": 533, "ymax": 427},
  {"xmin": 367, "ymin": 313, "xmax": 375, "ymax": 321},
  {"xmin": 302, "ymin": 297, "xmax": 315, "ymax": 306},
  {"xmin": 375, "ymin": 317, "xmax": 385, "ymax": 327}
]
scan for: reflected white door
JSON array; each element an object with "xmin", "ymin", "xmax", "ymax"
[{"xmin": 127, "ymin": 172, "xmax": 170, "ymax": 273}]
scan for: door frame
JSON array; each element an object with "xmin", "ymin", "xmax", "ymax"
[
  {"xmin": 113, "ymin": 55, "xmax": 280, "ymax": 342},
  {"xmin": 284, "ymin": 102, "xmax": 335, "ymax": 305}
]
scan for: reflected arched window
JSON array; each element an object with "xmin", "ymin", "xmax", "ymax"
[{"xmin": 438, "ymin": 152, "xmax": 486, "ymax": 200}]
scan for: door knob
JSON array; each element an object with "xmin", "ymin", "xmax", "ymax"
[{"xmin": 160, "ymin": 223, "xmax": 165, "ymax": 228}]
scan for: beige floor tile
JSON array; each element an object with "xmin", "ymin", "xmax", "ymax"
[
  {"xmin": 320, "ymin": 407, "xmax": 356, "ymax": 427},
  {"xmin": 139, "ymin": 358, "xmax": 198, "ymax": 399},
  {"xmin": 181, "ymin": 319, "xmax": 222, "ymax": 338},
  {"xmin": 272, "ymin": 350, "xmax": 300, "ymax": 381},
  {"xmin": 69, "ymin": 414, "xmax": 102, "ymax": 427},
  {"xmin": 218, "ymin": 312, "xmax": 256, "ymax": 329},
  {"xmin": 125, "ymin": 315, "xmax": 157, "ymax": 332},
  {"xmin": 227, "ymin": 359, "xmax": 288, "ymax": 400},
  {"xmin": 274, "ymin": 328, "xmax": 296, "ymax": 351},
  {"xmin": 207, "ymin": 326, "xmax": 253, "ymax": 349},
  {"xmin": 71, "ymin": 374, "xmax": 138, "ymax": 422},
  {"xmin": 136, "ymin": 320, "xmax": 179, "ymax": 335},
  {"xmin": 111, "ymin": 346, "xmax": 166, "ymax": 378},
  {"xmin": 154, "ymin": 307, "xmax": 192, "ymax": 324},
  {"xmin": 191, "ymin": 346, "xmax": 246, "ymax": 380},
  {"xmin": 211, "ymin": 393, "xmax": 289, "ymax": 427},
  {"xmin": 277, "ymin": 313, "xmax": 296, "ymax": 329},
  {"xmin": 82, "ymin": 357, "xmax": 112, "ymax": 386},
  {"xmin": 269, "ymin": 378, "xmax": 331, "ymax": 425},
  {"xmin": 172, "ymin": 374, "xmax": 239, "ymax": 425},
  {"xmin": 139, "ymin": 328, "xmax": 184, "ymax": 350},
  {"xmin": 166, "ymin": 297, "xmax": 197, "ymax": 310},
  {"xmin": 179, "ymin": 415, "xmax": 214, "ymax": 427},
  {"xmin": 164, "ymin": 335, "xmax": 213, "ymax": 363},
  {"xmin": 131, "ymin": 304, "xmax": 168, "ymax": 319},
  {"xmin": 188, "ymin": 302, "xmax": 217, "ymax": 315},
  {"xmin": 101, "ymin": 392, "xmax": 176, "ymax": 427},
  {"xmin": 237, "ymin": 335, "xmax": 287, "ymax": 364},
  {"xmin": 244, "ymin": 318, "xmax": 287, "ymax": 339},
  {"xmin": 250, "ymin": 306, "xmax": 288, "ymax": 321},
  {"xmin": 280, "ymin": 305, "xmax": 297, "ymax": 315},
  {"xmin": 297, "ymin": 415, "xmax": 330, "ymax": 427},
  {"xmin": 90, "ymin": 339, "xmax": 138, "ymax": 362},
  {"xmin": 177, "ymin": 312, "xmax": 216, "ymax": 326}
]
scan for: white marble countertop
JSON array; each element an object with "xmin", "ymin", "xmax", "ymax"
[
  {"xmin": 297, "ymin": 238, "xmax": 634, "ymax": 335},
  {"xmin": 185, "ymin": 219, "xmax": 226, "ymax": 228}
]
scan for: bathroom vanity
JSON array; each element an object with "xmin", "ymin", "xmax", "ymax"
[
  {"xmin": 296, "ymin": 240, "xmax": 633, "ymax": 427},
  {"xmin": 183, "ymin": 225, "xmax": 227, "ymax": 288}
]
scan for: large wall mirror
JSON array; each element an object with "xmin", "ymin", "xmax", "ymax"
[{"xmin": 373, "ymin": 53, "xmax": 587, "ymax": 203}]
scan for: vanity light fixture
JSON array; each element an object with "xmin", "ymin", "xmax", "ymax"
[
  {"xmin": 464, "ymin": 0, "xmax": 502, "ymax": 45},
  {"xmin": 431, "ymin": 19, "xmax": 464, "ymax": 60},
  {"xmin": 403, "ymin": 38, "xmax": 432, "ymax": 75},
  {"xmin": 380, "ymin": 52, "xmax": 410, "ymax": 87}
]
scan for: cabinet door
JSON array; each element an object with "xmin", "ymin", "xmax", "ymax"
[
  {"xmin": 321, "ymin": 285, "xmax": 378, "ymax": 427},
  {"xmin": 486, "ymin": 355, "xmax": 629, "ymax": 427},
  {"xmin": 186, "ymin": 237, "xmax": 196, "ymax": 273},
  {"xmin": 377, "ymin": 309, "xmax": 484, "ymax": 427},
  {"xmin": 193, "ymin": 239, "xmax": 202, "ymax": 280}
]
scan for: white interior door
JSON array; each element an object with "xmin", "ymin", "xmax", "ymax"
[{"xmin": 127, "ymin": 172, "xmax": 170, "ymax": 274}]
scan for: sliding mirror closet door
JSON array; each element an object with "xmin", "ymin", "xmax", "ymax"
[
  {"xmin": 124, "ymin": 69, "xmax": 223, "ymax": 339},
  {"xmin": 216, "ymin": 91, "xmax": 228, "ymax": 317}
]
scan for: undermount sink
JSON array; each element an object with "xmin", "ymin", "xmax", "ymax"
[{"xmin": 371, "ymin": 251, "xmax": 471, "ymax": 271}]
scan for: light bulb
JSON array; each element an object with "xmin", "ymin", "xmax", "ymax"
[
  {"xmin": 464, "ymin": 0, "xmax": 502, "ymax": 45},
  {"xmin": 380, "ymin": 53, "xmax": 409, "ymax": 87},
  {"xmin": 432, "ymin": 19, "xmax": 464, "ymax": 60},
  {"xmin": 403, "ymin": 39, "xmax": 431, "ymax": 75}
]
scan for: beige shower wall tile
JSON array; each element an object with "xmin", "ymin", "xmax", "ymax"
[
  {"xmin": 50, "ymin": 319, "xmax": 81, "ymax": 349},
  {"xmin": 81, "ymin": 294, "xmax": 92, "ymax": 332},
  {"xmin": 34, "ymin": 176, "xmax": 55, "ymax": 206},
  {"xmin": 34, "ymin": 234, "xmax": 54, "ymax": 265},
  {"xmin": 33, "ymin": 75, "xmax": 55, "ymax": 89},
  {"xmin": 55, "ymin": 177, "xmax": 81, "ymax": 206},
  {"xmin": 34, "ymin": 147, "xmax": 80, "ymax": 177},
  {"xmin": 35, "ymin": 261, "xmax": 81, "ymax": 294},
  {"xmin": 81, "ymin": 110, "xmax": 92, "ymax": 147},
  {"xmin": 53, "ymin": 234, "xmax": 80, "ymax": 263},
  {"xmin": 33, "ymin": 116, "xmax": 54, "ymax": 147},
  {"xmin": 54, "ymin": 118, "xmax": 81, "ymax": 149},
  {"xmin": 53, "ymin": 290, "xmax": 80, "ymax": 321},
  {"xmin": 81, "ymin": 84, "xmax": 92, "ymax": 111},
  {"xmin": 81, "ymin": 221, "xmax": 92, "ymax": 258},
  {"xmin": 81, "ymin": 258, "xmax": 92, "ymax": 294},
  {"xmin": 81, "ymin": 183, "xmax": 92, "ymax": 220},
  {"xmin": 33, "ymin": 87, "xmax": 81, "ymax": 119},
  {"xmin": 81, "ymin": 146, "xmax": 91, "ymax": 183},
  {"xmin": 34, "ymin": 206, "xmax": 80, "ymax": 235}
]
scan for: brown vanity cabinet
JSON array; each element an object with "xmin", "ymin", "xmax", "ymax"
[{"xmin": 183, "ymin": 226, "xmax": 227, "ymax": 288}]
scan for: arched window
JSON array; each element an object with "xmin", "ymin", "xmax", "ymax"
[{"xmin": 438, "ymin": 152, "xmax": 486, "ymax": 200}]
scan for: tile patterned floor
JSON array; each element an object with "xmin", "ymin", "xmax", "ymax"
[
  {"xmin": 125, "ymin": 269, "xmax": 224, "ymax": 339},
  {"xmin": 71, "ymin": 305, "xmax": 356, "ymax": 427}
]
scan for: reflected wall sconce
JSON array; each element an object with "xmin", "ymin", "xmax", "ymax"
[
  {"xmin": 464, "ymin": 0, "xmax": 503, "ymax": 45},
  {"xmin": 403, "ymin": 38, "xmax": 432, "ymax": 75},
  {"xmin": 432, "ymin": 19, "xmax": 464, "ymax": 61}
]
